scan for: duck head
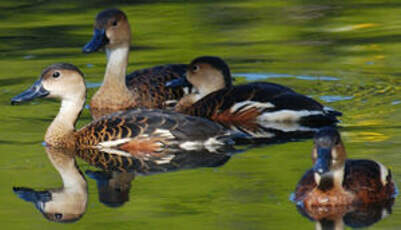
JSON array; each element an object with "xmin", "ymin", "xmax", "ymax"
[
  {"xmin": 83, "ymin": 8, "xmax": 131, "ymax": 53},
  {"xmin": 13, "ymin": 148, "xmax": 87, "ymax": 223},
  {"xmin": 166, "ymin": 56, "xmax": 233, "ymax": 97},
  {"xmin": 11, "ymin": 63, "xmax": 86, "ymax": 104},
  {"xmin": 312, "ymin": 127, "xmax": 346, "ymax": 189}
]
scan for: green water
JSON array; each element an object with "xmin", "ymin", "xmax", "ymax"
[{"xmin": 1, "ymin": 0, "xmax": 401, "ymax": 229}]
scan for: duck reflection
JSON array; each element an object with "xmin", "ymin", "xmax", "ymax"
[
  {"xmin": 13, "ymin": 145, "xmax": 236, "ymax": 221},
  {"xmin": 230, "ymin": 122, "xmax": 321, "ymax": 145},
  {"xmin": 13, "ymin": 147, "xmax": 87, "ymax": 223},
  {"xmin": 84, "ymin": 146, "xmax": 234, "ymax": 208},
  {"xmin": 76, "ymin": 147, "xmax": 233, "ymax": 174},
  {"xmin": 296, "ymin": 199, "xmax": 395, "ymax": 229},
  {"xmin": 86, "ymin": 170, "xmax": 135, "ymax": 208}
]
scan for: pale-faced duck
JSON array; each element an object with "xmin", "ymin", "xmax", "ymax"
[
  {"xmin": 293, "ymin": 127, "xmax": 396, "ymax": 208},
  {"xmin": 82, "ymin": 8, "xmax": 187, "ymax": 119},
  {"xmin": 166, "ymin": 56, "xmax": 342, "ymax": 134},
  {"xmin": 14, "ymin": 147, "xmax": 87, "ymax": 223},
  {"xmin": 10, "ymin": 64, "xmax": 239, "ymax": 153}
]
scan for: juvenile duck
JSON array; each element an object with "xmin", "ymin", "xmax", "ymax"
[
  {"xmin": 11, "ymin": 63, "xmax": 238, "ymax": 153},
  {"xmin": 83, "ymin": 8, "xmax": 187, "ymax": 119},
  {"xmin": 293, "ymin": 127, "xmax": 396, "ymax": 208},
  {"xmin": 166, "ymin": 56, "xmax": 342, "ymax": 131}
]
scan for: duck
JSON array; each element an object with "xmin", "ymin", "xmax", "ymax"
[
  {"xmin": 166, "ymin": 56, "xmax": 342, "ymax": 137},
  {"xmin": 13, "ymin": 147, "xmax": 87, "ymax": 223},
  {"xmin": 293, "ymin": 127, "xmax": 396, "ymax": 208},
  {"xmin": 10, "ymin": 63, "xmax": 239, "ymax": 154},
  {"xmin": 82, "ymin": 8, "xmax": 188, "ymax": 119}
]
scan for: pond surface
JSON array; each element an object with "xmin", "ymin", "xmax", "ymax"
[{"xmin": 1, "ymin": 0, "xmax": 401, "ymax": 229}]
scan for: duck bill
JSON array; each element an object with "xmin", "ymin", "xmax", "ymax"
[
  {"xmin": 165, "ymin": 76, "xmax": 191, "ymax": 88},
  {"xmin": 82, "ymin": 28, "xmax": 108, "ymax": 53},
  {"xmin": 11, "ymin": 79, "xmax": 49, "ymax": 105},
  {"xmin": 313, "ymin": 148, "xmax": 332, "ymax": 175},
  {"xmin": 13, "ymin": 187, "xmax": 51, "ymax": 211}
]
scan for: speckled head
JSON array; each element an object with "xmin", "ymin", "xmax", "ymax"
[
  {"xmin": 83, "ymin": 8, "xmax": 131, "ymax": 53},
  {"xmin": 11, "ymin": 63, "xmax": 86, "ymax": 104},
  {"xmin": 312, "ymin": 127, "xmax": 346, "ymax": 176}
]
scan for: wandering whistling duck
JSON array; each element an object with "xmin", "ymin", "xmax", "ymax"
[
  {"xmin": 293, "ymin": 127, "xmax": 396, "ymax": 208},
  {"xmin": 13, "ymin": 147, "xmax": 87, "ymax": 223},
  {"xmin": 82, "ymin": 8, "xmax": 187, "ymax": 119},
  {"xmin": 10, "ymin": 63, "xmax": 239, "ymax": 153},
  {"xmin": 166, "ymin": 56, "xmax": 342, "ymax": 137}
]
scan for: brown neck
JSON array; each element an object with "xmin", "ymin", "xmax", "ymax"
[
  {"xmin": 91, "ymin": 44, "xmax": 133, "ymax": 112},
  {"xmin": 45, "ymin": 95, "xmax": 85, "ymax": 148}
]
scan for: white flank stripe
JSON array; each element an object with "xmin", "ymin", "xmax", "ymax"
[
  {"xmin": 154, "ymin": 155, "xmax": 175, "ymax": 164},
  {"xmin": 230, "ymin": 101, "xmax": 275, "ymax": 113},
  {"xmin": 98, "ymin": 148, "xmax": 132, "ymax": 157},
  {"xmin": 257, "ymin": 110, "xmax": 323, "ymax": 122},
  {"xmin": 154, "ymin": 129, "xmax": 175, "ymax": 139},
  {"xmin": 261, "ymin": 123, "xmax": 317, "ymax": 132},
  {"xmin": 98, "ymin": 138, "xmax": 132, "ymax": 148},
  {"xmin": 179, "ymin": 141, "xmax": 202, "ymax": 151}
]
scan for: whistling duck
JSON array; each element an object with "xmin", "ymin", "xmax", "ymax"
[
  {"xmin": 166, "ymin": 56, "xmax": 342, "ymax": 137},
  {"xmin": 293, "ymin": 127, "xmax": 396, "ymax": 208},
  {"xmin": 10, "ymin": 63, "xmax": 239, "ymax": 154},
  {"xmin": 82, "ymin": 8, "xmax": 187, "ymax": 119},
  {"xmin": 13, "ymin": 147, "xmax": 87, "ymax": 223}
]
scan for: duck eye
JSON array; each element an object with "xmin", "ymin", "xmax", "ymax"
[
  {"xmin": 112, "ymin": 20, "xmax": 118, "ymax": 26},
  {"xmin": 54, "ymin": 213, "xmax": 63, "ymax": 220},
  {"xmin": 192, "ymin": 65, "xmax": 199, "ymax": 72},
  {"xmin": 52, "ymin": 72, "xmax": 60, "ymax": 78}
]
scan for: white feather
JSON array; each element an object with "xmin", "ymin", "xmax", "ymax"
[
  {"xmin": 230, "ymin": 101, "xmax": 275, "ymax": 113},
  {"xmin": 257, "ymin": 110, "xmax": 323, "ymax": 122}
]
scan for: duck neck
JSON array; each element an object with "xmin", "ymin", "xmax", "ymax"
[
  {"xmin": 104, "ymin": 45, "xmax": 129, "ymax": 88},
  {"xmin": 45, "ymin": 95, "xmax": 85, "ymax": 148},
  {"xmin": 97, "ymin": 45, "xmax": 132, "ymax": 100}
]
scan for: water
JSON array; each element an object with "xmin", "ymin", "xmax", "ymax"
[{"xmin": 1, "ymin": 0, "xmax": 401, "ymax": 229}]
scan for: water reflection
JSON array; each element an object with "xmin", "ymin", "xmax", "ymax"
[
  {"xmin": 12, "ymin": 146, "xmax": 238, "ymax": 222},
  {"xmin": 13, "ymin": 147, "xmax": 87, "ymax": 223},
  {"xmin": 296, "ymin": 200, "xmax": 395, "ymax": 229},
  {"xmin": 225, "ymin": 122, "xmax": 321, "ymax": 145},
  {"xmin": 86, "ymin": 170, "xmax": 135, "ymax": 208}
]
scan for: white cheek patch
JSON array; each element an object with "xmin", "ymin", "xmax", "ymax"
[
  {"xmin": 230, "ymin": 101, "xmax": 275, "ymax": 113},
  {"xmin": 257, "ymin": 110, "xmax": 323, "ymax": 122}
]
